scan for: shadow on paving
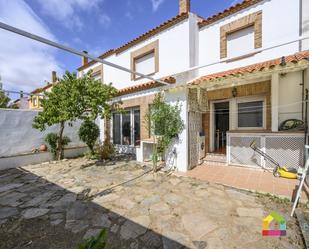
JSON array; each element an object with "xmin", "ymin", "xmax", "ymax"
[{"xmin": 0, "ymin": 167, "xmax": 186, "ymax": 249}]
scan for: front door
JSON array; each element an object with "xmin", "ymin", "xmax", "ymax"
[{"xmin": 214, "ymin": 102, "xmax": 229, "ymax": 154}]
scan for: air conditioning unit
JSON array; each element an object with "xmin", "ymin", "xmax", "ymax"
[{"xmin": 199, "ymin": 131, "xmax": 206, "ymax": 164}]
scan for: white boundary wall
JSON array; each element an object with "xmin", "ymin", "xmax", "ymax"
[
  {"xmin": 0, "ymin": 109, "xmax": 85, "ymax": 157},
  {"xmin": 0, "ymin": 147, "xmax": 87, "ymax": 170}
]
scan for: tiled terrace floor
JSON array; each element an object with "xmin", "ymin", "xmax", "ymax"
[
  {"xmin": 0, "ymin": 159, "xmax": 306, "ymax": 248},
  {"xmin": 177, "ymin": 164, "xmax": 309, "ymax": 202}
]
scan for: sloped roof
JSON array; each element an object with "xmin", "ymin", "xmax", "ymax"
[
  {"xmin": 198, "ymin": 0, "xmax": 264, "ymax": 28},
  {"xmin": 31, "ymin": 83, "xmax": 53, "ymax": 94},
  {"xmin": 77, "ymin": 13, "xmax": 189, "ymax": 71},
  {"xmin": 78, "ymin": 1, "xmax": 268, "ymax": 72},
  {"xmin": 190, "ymin": 50, "xmax": 309, "ymax": 85},
  {"xmin": 114, "ymin": 13, "xmax": 189, "ymax": 54},
  {"xmin": 116, "ymin": 77, "xmax": 176, "ymax": 96},
  {"xmin": 77, "ymin": 49, "xmax": 115, "ymax": 71}
]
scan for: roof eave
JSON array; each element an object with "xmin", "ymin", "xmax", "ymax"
[
  {"xmin": 77, "ymin": 13, "xmax": 189, "ymax": 72},
  {"xmin": 198, "ymin": 0, "xmax": 264, "ymax": 29}
]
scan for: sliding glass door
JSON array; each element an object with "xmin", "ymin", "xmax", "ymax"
[
  {"xmin": 122, "ymin": 111, "xmax": 131, "ymax": 145},
  {"xmin": 112, "ymin": 113, "xmax": 121, "ymax": 145},
  {"xmin": 112, "ymin": 108, "xmax": 140, "ymax": 146},
  {"xmin": 134, "ymin": 109, "xmax": 140, "ymax": 146}
]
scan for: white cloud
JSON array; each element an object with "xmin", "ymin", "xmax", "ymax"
[
  {"xmin": 151, "ymin": 0, "xmax": 165, "ymax": 12},
  {"xmin": 98, "ymin": 14, "xmax": 111, "ymax": 28},
  {"xmin": 0, "ymin": 0, "xmax": 62, "ymax": 93},
  {"xmin": 72, "ymin": 37, "xmax": 82, "ymax": 45},
  {"xmin": 35, "ymin": 0, "xmax": 106, "ymax": 30},
  {"xmin": 125, "ymin": 11, "xmax": 133, "ymax": 20}
]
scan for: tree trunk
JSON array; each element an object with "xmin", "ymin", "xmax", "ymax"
[
  {"xmin": 104, "ymin": 117, "xmax": 111, "ymax": 143},
  {"xmin": 153, "ymin": 135, "xmax": 158, "ymax": 172},
  {"xmin": 56, "ymin": 121, "xmax": 65, "ymax": 160}
]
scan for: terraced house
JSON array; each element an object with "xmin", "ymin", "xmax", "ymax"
[{"xmin": 78, "ymin": 0, "xmax": 309, "ymax": 172}]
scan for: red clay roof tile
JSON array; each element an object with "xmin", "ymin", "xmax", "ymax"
[
  {"xmin": 77, "ymin": 49, "xmax": 114, "ymax": 71},
  {"xmin": 77, "ymin": 13, "xmax": 189, "ymax": 71},
  {"xmin": 198, "ymin": 0, "xmax": 264, "ymax": 28},
  {"xmin": 31, "ymin": 83, "xmax": 53, "ymax": 94},
  {"xmin": 190, "ymin": 50, "xmax": 309, "ymax": 85},
  {"xmin": 116, "ymin": 76, "xmax": 176, "ymax": 96}
]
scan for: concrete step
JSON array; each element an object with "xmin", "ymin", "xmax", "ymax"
[{"xmin": 203, "ymin": 153, "xmax": 227, "ymax": 166}]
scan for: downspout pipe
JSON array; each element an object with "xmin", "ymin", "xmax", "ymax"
[{"xmin": 301, "ymin": 70, "xmax": 305, "ymax": 120}]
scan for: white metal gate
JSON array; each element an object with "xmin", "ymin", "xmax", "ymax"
[{"xmin": 227, "ymin": 132, "xmax": 305, "ymax": 169}]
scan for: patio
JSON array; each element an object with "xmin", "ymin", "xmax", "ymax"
[
  {"xmin": 0, "ymin": 158, "xmax": 305, "ymax": 248},
  {"xmin": 177, "ymin": 164, "xmax": 309, "ymax": 202}
]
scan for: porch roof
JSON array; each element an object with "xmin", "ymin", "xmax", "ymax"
[
  {"xmin": 190, "ymin": 50, "xmax": 309, "ymax": 86},
  {"xmin": 116, "ymin": 76, "xmax": 176, "ymax": 96}
]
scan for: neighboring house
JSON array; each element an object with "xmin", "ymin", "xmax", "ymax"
[
  {"xmin": 10, "ymin": 97, "xmax": 29, "ymax": 109},
  {"xmin": 78, "ymin": 0, "xmax": 309, "ymax": 172},
  {"xmin": 28, "ymin": 71, "xmax": 57, "ymax": 109}
]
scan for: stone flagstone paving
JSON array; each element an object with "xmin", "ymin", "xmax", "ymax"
[{"xmin": 0, "ymin": 158, "xmax": 305, "ymax": 248}]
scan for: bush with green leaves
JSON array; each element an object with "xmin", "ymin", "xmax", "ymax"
[
  {"xmin": 45, "ymin": 132, "xmax": 71, "ymax": 159},
  {"xmin": 77, "ymin": 229, "xmax": 112, "ymax": 249},
  {"xmin": 96, "ymin": 140, "xmax": 115, "ymax": 161},
  {"xmin": 0, "ymin": 90, "xmax": 10, "ymax": 108},
  {"xmin": 79, "ymin": 120, "xmax": 100, "ymax": 155},
  {"xmin": 145, "ymin": 93, "xmax": 184, "ymax": 170}
]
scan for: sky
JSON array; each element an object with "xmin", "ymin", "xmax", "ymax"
[{"xmin": 0, "ymin": 0, "xmax": 242, "ymax": 95}]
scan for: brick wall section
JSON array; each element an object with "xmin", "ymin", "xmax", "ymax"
[
  {"xmin": 179, "ymin": 0, "xmax": 190, "ymax": 14},
  {"xmin": 119, "ymin": 94, "xmax": 155, "ymax": 140},
  {"xmin": 202, "ymin": 81, "xmax": 271, "ymax": 153},
  {"xmin": 220, "ymin": 11, "xmax": 262, "ymax": 59}
]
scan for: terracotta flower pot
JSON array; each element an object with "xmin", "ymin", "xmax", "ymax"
[{"xmin": 39, "ymin": 144, "xmax": 47, "ymax": 152}]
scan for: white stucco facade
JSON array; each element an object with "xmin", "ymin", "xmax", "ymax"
[
  {"xmin": 78, "ymin": 0, "xmax": 309, "ymax": 172},
  {"xmin": 198, "ymin": 0, "xmax": 300, "ymax": 78},
  {"xmin": 164, "ymin": 88, "xmax": 188, "ymax": 172},
  {"xmin": 105, "ymin": 20, "xmax": 190, "ymax": 89}
]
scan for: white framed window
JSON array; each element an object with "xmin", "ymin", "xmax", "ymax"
[
  {"xmin": 236, "ymin": 96, "xmax": 266, "ymax": 129},
  {"xmin": 32, "ymin": 97, "xmax": 37, "ymax": 107},
  {"xmin": 112, "ymin": 108, "xmax": 141, "ymax": 146},
  {"xmin": 92, "ymin": 72, "xmax": 101, "ymax": 82},
  {"xmin": 135, "ymin": 52, "xmax": 155, "ymax": 76},
  {"xmin": 131, "ymin": 40, "xmax": 159, "ymax": 80},
  {"xmin": 227, "ymin": 25, "xmax": 255, "ymax": 58}
]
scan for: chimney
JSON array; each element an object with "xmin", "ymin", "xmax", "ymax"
[
  {"xmin": 51, "ymin": 71, "xmax": 57, "ymax": 83},
  {"xmin": 82, "ymin": 51, "xmax": 88, "ymax": 66},
  {"xmin": 179, "ymin": 0, "xmax": 190, "ymax": 14}
]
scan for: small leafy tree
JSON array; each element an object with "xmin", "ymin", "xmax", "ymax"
[
  {"xmin": 45, "ymin": 133, "xmax": 71, "ymax": 159},
  {"xmin": 33, "ymin": 71, "xmax": 117, "ymax": 160},
  {"xmin": 145, "ymin": 93, "xmax": 184, "ymax": 171},
  {"xmin": 79, "ymin": 120, "xmax": 100, "ymax": 155},
  {"xmin": 0, "ymin": 90, "xmax": 10, "ymax": 108}
]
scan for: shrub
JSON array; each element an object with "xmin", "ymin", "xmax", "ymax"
[
  {"xmin": 45, "ymin": 132, "xmax": 71, "ymax": 159},
  {"xmin": 76, "ymin": 229, "xmax": 112, "ymax": 249},
  {"xmin": 79, "ymin": 120, "xmax": 100, "ymax": 155},
  {"xmin": 145, "ymin": 93, "xmax": 184, "ymax": 171},
  {"xmin": 96, "ymin": 140, "xmax": 115, "ymax": 161}
]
